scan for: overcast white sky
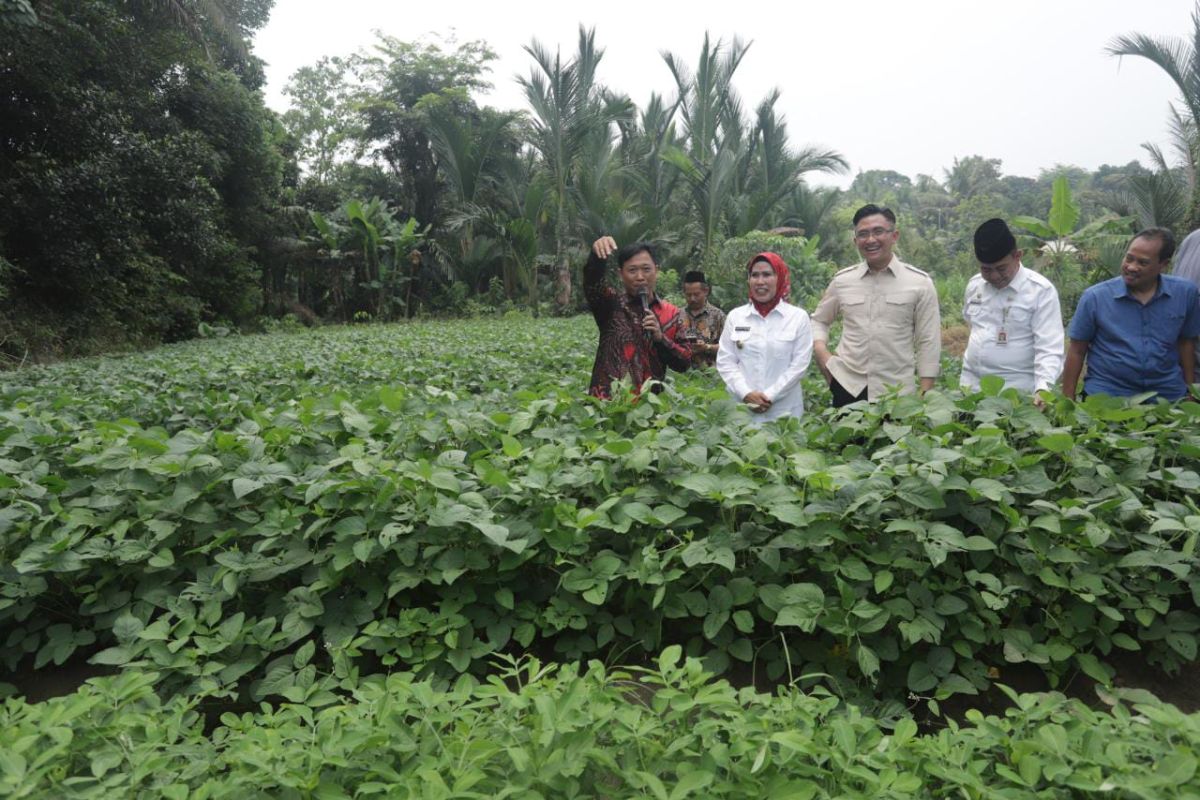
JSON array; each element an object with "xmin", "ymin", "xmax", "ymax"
[{"xmin": 254, "ymin": 0, "xmax": 1197, "ymax": 188}]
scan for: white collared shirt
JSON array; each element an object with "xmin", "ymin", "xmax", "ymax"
[
  {"xmin": 716, "ymin": 301, "xmax": 813, "ymax": 421},
  {"xmin": 960, "ymin": 265, "xmax": 1065, "ymax": 393}
]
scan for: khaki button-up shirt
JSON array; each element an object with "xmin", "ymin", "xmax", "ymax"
[{"xmin": 810, "ymin": 257, "xmax": 941, "ymax": 397}]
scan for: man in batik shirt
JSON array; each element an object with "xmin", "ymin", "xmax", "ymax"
[
  {"xmin": 680, "ymin": 270, "xmax": 726, "ymax": 367},
  {"xmin": 584, "ymin": 236, "xmax": 691, "ymax": 398}
]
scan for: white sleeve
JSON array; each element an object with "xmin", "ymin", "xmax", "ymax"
[{"xmin": 1031, "ymin": 281, "xmax": 1065, "ymax": 391}]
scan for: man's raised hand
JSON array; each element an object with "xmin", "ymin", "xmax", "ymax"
[{"xmin": 592, "ymin": 236, "xmax": 618, "ymax": 260}]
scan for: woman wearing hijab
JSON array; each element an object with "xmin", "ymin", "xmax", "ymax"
[{"xmin": 716, "ymin": 252, "xmax": 814, "ymax": 421}]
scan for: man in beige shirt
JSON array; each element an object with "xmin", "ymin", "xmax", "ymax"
[{"xmin": 811, "ymin": 204, "xmax": 941, "ymax": 406}]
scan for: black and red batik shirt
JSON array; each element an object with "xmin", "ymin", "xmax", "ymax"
[{"xmin": 583, "ymin": 252, "xmax": 691, "ymax": 398}]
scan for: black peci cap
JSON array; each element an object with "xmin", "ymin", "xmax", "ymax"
[{"xmin": 974, "ymin": 218, "xmax": 1017, "ymax": 263}]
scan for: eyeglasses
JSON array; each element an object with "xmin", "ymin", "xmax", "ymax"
[{"xmin": 854, "ymin": 227, "xmax": 895, "ymax": 241}]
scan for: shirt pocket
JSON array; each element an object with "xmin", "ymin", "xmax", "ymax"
[
  {"xmin": 730, "ymin": 325, "xmax": 756, "ymax": 353},
  {"xmin": 840, "ymin": 294, "xmax": 867, "ymax": 326},
  {"xmin": 884, "ymin": 291, "xmax": 917, "ymax": 330},
  {"xmin": 771, "ymin": 323, "xmax": 800, "ymax": 342},
  {"xmin": 963, "ymin": 299, "xmax": 985, "ymax": 325},
  {"xmin": 1005, "ymin": 305, "xmax": 1033, "ymax": 325},
  {"xmin": 1151, "ymin": 310, "xmax": 1186, "ymax": 344}
]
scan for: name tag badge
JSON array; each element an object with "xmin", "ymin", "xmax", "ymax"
[
  {"xmin": 996, "ymin": 328, "xmax": 1008, "ymax": 345},
  {"xmin": 734, "ymin": 325, "xmax": 750, "ymax": 349}
]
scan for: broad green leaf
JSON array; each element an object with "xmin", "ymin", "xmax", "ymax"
[{"xmin": 1047, "ymin": 176, "xmax": 1080, "ymax": 237}]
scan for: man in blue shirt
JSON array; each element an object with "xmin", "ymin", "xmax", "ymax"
[{"xmin": 1062, "ymin": 227, "xmax": 1200, "ymax": 401}]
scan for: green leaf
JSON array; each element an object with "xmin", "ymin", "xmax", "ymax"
[
  {"xmin": 112, "ymin": 613, "xmax": 144, "ymax": 644},
  {"xmin": 658, "ymin": 645, "xmax": 682, "ymax": 673},
  {"xmin": 1047, "ymin": 176, "xmax": 1080, "ymax": 237},
  {"xmin": 1011, "ymin": 215, "xmax": 1056, "ymax": 240},
  {"xmin": 1075, "ymin": 652, "xmax": 1112, "ymax": 684},
  {"xmin": 907, "ymin": 662, "xmax": 937, "ymax": 693},
  {"xmin": 874, "ymin": 571, "xmax": 894, "ymax": 593},
  {"xmin": 500, "ymin": 434, "xmax": 523, "ymax": 458},
  {"xmin": 602, "ymin": 439, "xmax": 633, "ymax": 455},
  {"xmin": 774, "ymin": 584, "xmax": 825, "ymax": 633},
  {"xmin": 703, "ymin": 610, "xmax": 729, "ymax": 640},
  {"xmin": 896, "ymin": 478, "xmax": 945, "ymax": 510},
  {"xmin": 1036, "ymin": 433, "xmax": 1074, "ymax": 453},
  {"xmin": 293, "ymin": 639, "xmax": 315, "ymax": 668},
  {"xmin": 857, "ymin": 645, "xmax": 880, "ymax": 679},
  {"xmin": 1166, "ymin": 631, "xmax": 1198, "ymax": 660},
  {"xmin": 669, "ymin": 769, "xmax": 714, "ymax": 800},
  {"xmin": 232, "ymin": 477, "xmax": 264, "ymax": 499}
]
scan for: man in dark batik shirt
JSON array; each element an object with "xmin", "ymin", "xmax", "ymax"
[
  {"xmin": 584, "ymin": 236, "xmax": 691, "ymax": 398},
  {"xmin": 680, "ymin": 270, "xmax": 726, "ymax": 367}
]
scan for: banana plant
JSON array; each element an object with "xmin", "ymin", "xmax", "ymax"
[{"xmin": 1012, "ymin": 176, "xmax": 1133, "ymax": 314}]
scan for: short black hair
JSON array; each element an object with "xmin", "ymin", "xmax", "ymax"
[
  {"xmin": 852, "ymin": 204, "xmax": 897, "ymax": 227},
  {"xmin": 616, "ymin": 241, "xmax": 659, "ymax": 268},
  {"xmin": 1133, "ymin": 227, "xmax": 1176, "ymax": 263},
  {"xmin": 682, "ymin": 270, "xmax": 707, "ymax": 285}
]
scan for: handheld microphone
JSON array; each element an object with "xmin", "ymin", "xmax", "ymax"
[{"xmin": 638, "ymin": 288, "xmax": 653, "ymax": 342}]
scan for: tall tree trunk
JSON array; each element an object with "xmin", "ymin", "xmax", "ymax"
[{"xmin": 553, "ymin": 197, "xmax": 571, "ymax": 313}]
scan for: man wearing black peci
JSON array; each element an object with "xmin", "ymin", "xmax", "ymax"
[
  {"xmin": 584, "ymin": 236, "xmax": 692, "ymax": 398},
  {"xmin": 679, "ymin": 270, "xmax": 726, "ymax": 368}
]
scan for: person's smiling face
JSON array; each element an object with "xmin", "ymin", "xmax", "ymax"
[
  {"xmin": 854, "ymin": 213, "xmax": 899, "ymax": 269},
  {"xmin": 749, "ymin": 260, "xmax": 778, "ymax": 303},
  {"xmin": 1121, "ymin": 235, "xmax": 1167, "ymax": 293}
]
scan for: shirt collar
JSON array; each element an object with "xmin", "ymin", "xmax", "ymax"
[
  {"xmin": 986, "ymin": 264, "xmax": 1028, "ymax": 294},
  {"xmin": 1008, "ymin": 264, "xmax": 1029, "ymax": 292},
  {"xmin": 857, "ymin": 256, "xmax": 900, "ymax": 278},
  {"xmin": 1111, "ymin": 275, "xmax": 1169, "ymax": 300}
]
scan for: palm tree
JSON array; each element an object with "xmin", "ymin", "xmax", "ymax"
[
  {"xmin": 1119, "ymin": 106, "xmax": 1197, "ymax": 231},
  {"xmin": 1108, "ymin": 4, "xmax": 1200, "ymax": 227},
  {"xmin": 426, "ymin": 103, "xmax": 521, "ymax": 275},
  {"xmin": 518, "ymin": 26, "xmax": 616, "ymax": 313},
  {"xmin": 661, "ymin": 35, "xmax": 846, "ymax": 266}
]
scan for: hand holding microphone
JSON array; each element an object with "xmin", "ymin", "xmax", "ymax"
[{"xmin": 638, "ymin": 288, "xmax": 663, "ymax": 343}]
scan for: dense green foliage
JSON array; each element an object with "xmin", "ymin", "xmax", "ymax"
[
  {"xmin": 0, "ymin": 0, "xmax": 289, "ymax": 360},
  {"xmin": 4, "ymin": 656, "xmax": 1200, "ymax": 798},
  {"xmin": 3, "ymin": 318, "xmax": 1199, "ymax": 710}
]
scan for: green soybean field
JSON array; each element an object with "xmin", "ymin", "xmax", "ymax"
[{"xmin": 2, "ymin": 316, "xmax": 1200, "ymax": 798}]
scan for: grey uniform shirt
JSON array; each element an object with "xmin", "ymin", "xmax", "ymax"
[{"xmin": 810, "ymin": 256, "xmax": 941, "ymax": 397}]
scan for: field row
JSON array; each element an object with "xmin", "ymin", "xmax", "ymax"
[
  {"xmin": 3, "ymin": 655, "xmax": 1199, "ymax": 799},
  {"xmin": 2, "ymin": 319, "xmax": 1199, "ymax": 708}
]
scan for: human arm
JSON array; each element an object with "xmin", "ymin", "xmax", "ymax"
[
  {"xmin": 1032, "ymin": 282, "xmax": 1066, "ymax": 394},
  {"xmin": 700, "ymin": 308, "xmax": 726, "ymax": 360},
  {"xmin": 1062, "ymin": 290, "xmax": 1098, "ymax": 401},
  {"xmin": 809, "ymin": 284, "xmax": 839, "ymax": 380},
  {"xmin": 1061, "ymin": 339, "xmax": 1089, "ymax": 400},
  {"xmin": 1179, "ymin": 338, "xmax": 1195, "ymax": 388},
  {"xmin": 914, "ymin": 280, "xmax": 942, "ymax": 391},
  {"xmin": 1178, "ymin": 285, "xmax": 1200, "ymax": 392},
  {"xmin": 584, "ymin": 237, "xmax": 618, "ymax": 321},
  {"xmin": 655, "ymin": 311, "xmax": 692, "ymax": 373}
]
